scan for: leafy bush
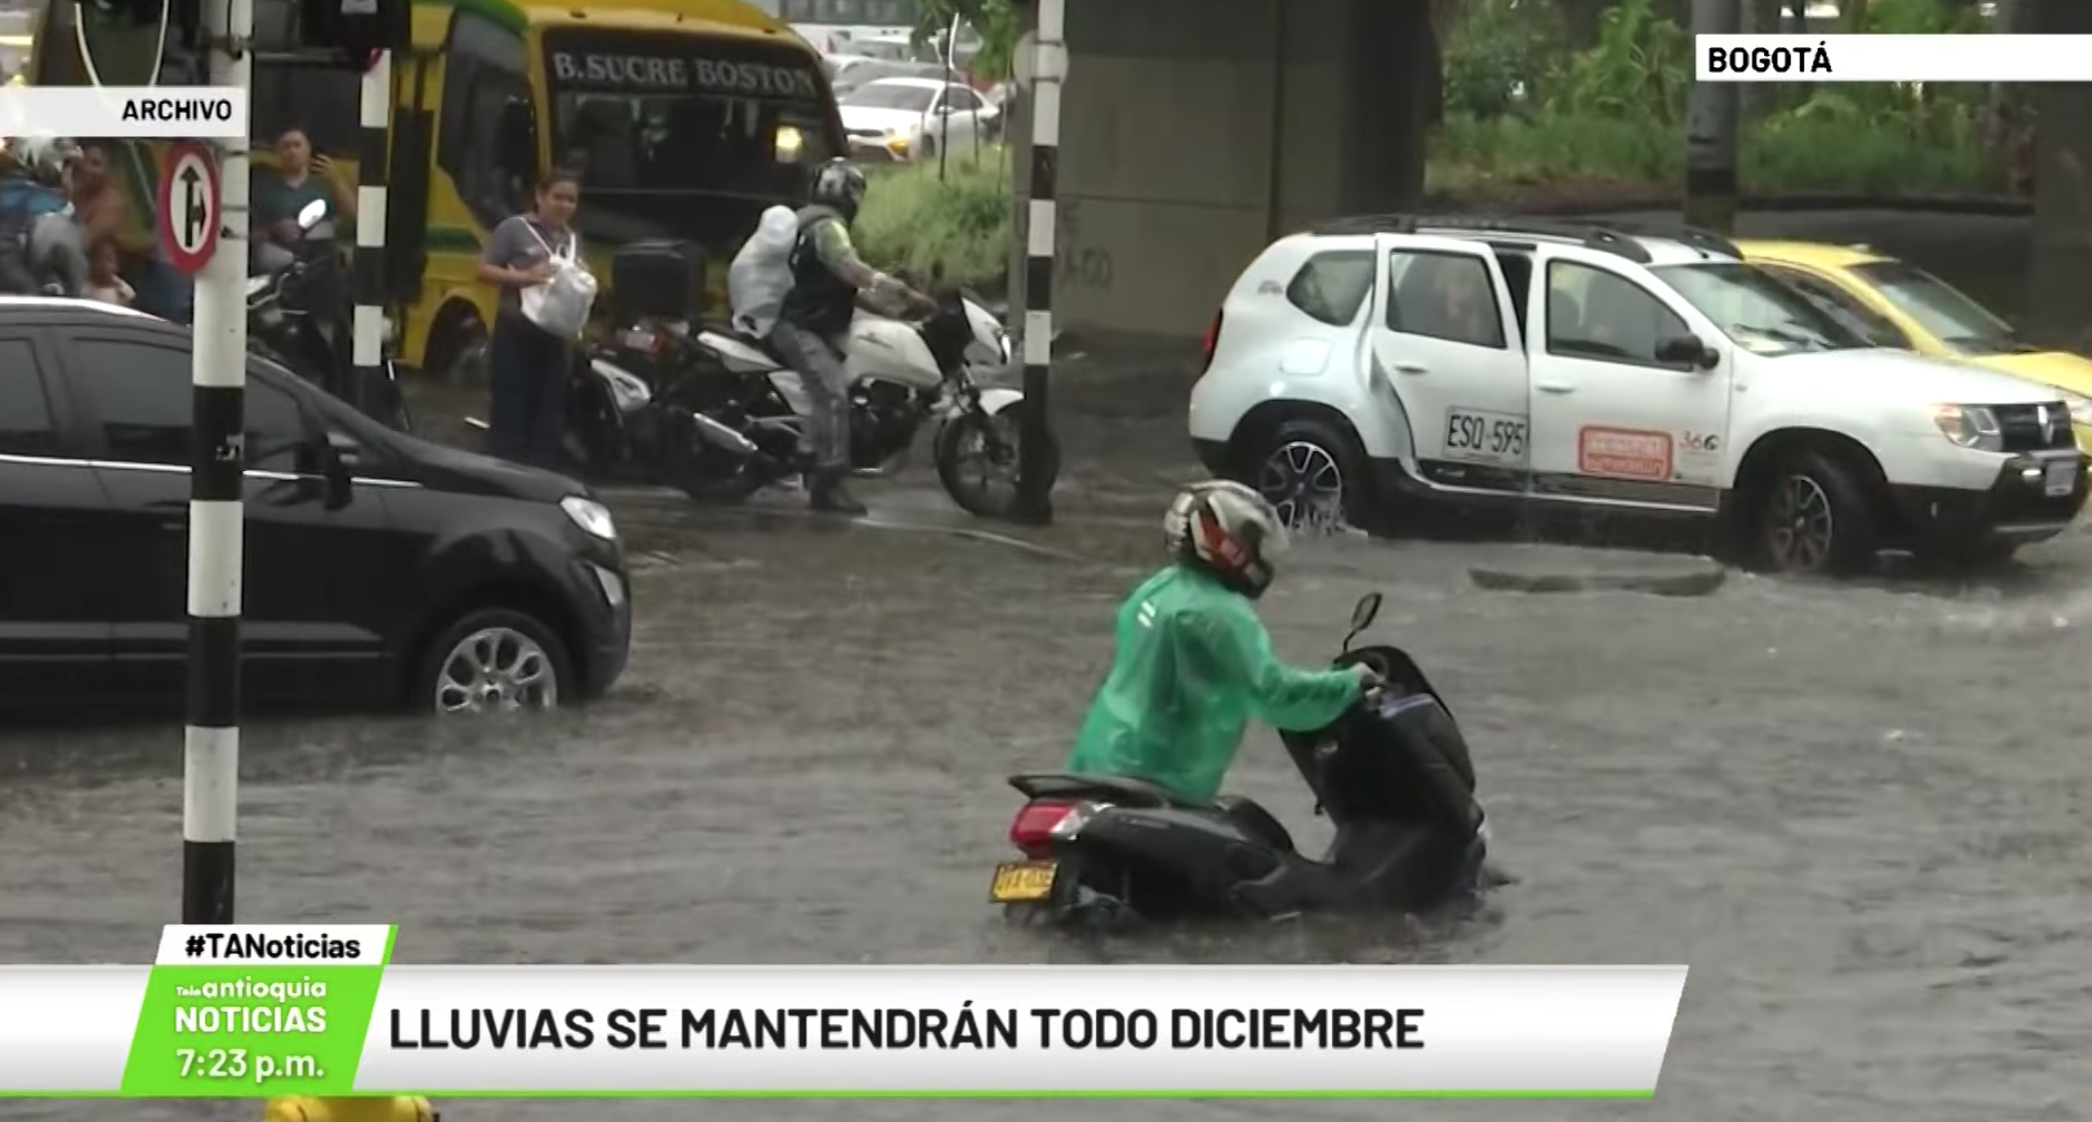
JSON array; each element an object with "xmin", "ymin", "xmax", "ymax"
[
  {"xmin": 855, "ymin": 149, "xmax": 1012, "ymax": 289},
  {"xmin": 1431, "ymin": 0, "xmax": 2007, "ymax": 200}
]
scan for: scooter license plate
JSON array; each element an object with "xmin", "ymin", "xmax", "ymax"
[{"xmin": 989, "ymin": 860, "xmax": 1057, "ymax": 903}]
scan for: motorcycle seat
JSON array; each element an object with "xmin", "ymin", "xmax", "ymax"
[
  {"xmin": 1007, "ymin": 772, "xmax": 1199, "ymax": 809},
  {"xmin": 697, "ymin": 328, "xmax": 784, "ymax": 375}
]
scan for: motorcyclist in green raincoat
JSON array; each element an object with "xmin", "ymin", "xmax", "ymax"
[{"xmin": 1063, "ymin": 481, "xmax": 1378, "ymax": 804}]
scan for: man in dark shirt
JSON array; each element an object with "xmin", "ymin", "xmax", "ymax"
[{"xmin": 253, "ymin": 127, "xmax": 353, "ymax": 270}]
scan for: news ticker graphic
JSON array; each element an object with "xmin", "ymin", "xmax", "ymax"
[
  {"xmin": 0, "ymin": 926, "xmax": 1687, "ymax": 1097},
  {"xmin": 0, "ymin": 87, "xmax": 249, "ymax": 140},
  {"xmin": 1696, "ymin": 32, "xmax": 2092, "ymax": 83}
]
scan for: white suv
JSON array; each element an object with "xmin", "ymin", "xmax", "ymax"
[{"xmin": 1187, "ymin": 216, "xmax": 2088, "ymax": 574}]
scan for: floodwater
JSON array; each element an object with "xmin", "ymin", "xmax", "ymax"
[{"xmin": 3, "ymin": 211, "xmax": 2087, "ymax": 1119}]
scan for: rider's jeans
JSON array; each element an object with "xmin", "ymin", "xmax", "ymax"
[{"xmin": 769, "ymin": 322, "xmax": 851, "ymax": 472}]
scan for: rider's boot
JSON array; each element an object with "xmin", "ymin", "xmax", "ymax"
[{"xmin": 809, "ymin": 467, "xmax": 866, "ymax": 516}]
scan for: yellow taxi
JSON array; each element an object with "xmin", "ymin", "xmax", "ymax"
[{"xmin": 1739, "ymin": 239, "xmax": 2092, "ymax": 450}]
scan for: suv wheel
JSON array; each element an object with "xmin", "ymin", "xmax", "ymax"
[
  {"xmin": 1751, "ymin": 450, "xmax": 1878, "ymax": 576},
  {"xmin": 1242, "ymin": 418, "xmax": 1369, "ymax": 533},
  {"xmin": 418, "ymin": 608, "xmax": 575, "ymax": 715}
]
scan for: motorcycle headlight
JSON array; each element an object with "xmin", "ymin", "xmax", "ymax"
[
  {"xmin": 560, "ymin": 495, "xmax": 617, "ymax": 541},
  {"xmin": 1930, "ymin": 403, "xmax": 2004, "ymax": 452},
  {"xmin": 381, "ymin": 314, "xmax": 398, "ymax": 344},
  {"xmin": 244, "ymin": 276, "xmax": 271, "ymax": 298},
  {"xmin": 997, "ymin": 330, "xmax": 1012, "ymax": 365},
  {"xmin": 2057, "ymin": 389, "xmax": 2092, "ymax": 427}
]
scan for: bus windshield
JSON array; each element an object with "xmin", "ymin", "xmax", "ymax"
[{"xmin": 542, "ymin": 29, "xmax": 840, "ymax": 241}]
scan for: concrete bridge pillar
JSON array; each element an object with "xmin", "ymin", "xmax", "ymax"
[
  {"xmin": 1051, "ymin": 0, "xmax": 1431, "ymax": 343},
  {"xmin": 2028, "ymin": 0, "xmax": 2092, "ymax": 349}
]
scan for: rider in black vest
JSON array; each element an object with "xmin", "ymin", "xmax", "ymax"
[{"xmin": 768, "ymin": 158, "xmax": 931, "ymax": 515}]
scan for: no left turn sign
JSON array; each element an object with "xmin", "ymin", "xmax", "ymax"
[{"xmin": 157, "ymin": 140, "xmax": 220, "ymax": 276}]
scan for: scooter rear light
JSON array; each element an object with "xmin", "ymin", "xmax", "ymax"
[{"xmin": 1009, "ymin": 800, "xmax": 1097, "ymax": 856}]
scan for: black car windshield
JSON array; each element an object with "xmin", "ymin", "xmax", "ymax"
[
  {"xmin": 1849, "ymin": 259, "xmax": 2023, "ymax": 355},
  {"xmin": 1653, "ymin": 262, "xmax": 1869, "ymax": 355},
  {"xmin": 841, "ymin": 81, "xmax": 936, "ymax": 112},
  {"xmin": 543, "ymin": 29, "xmax": 840, "ymax": 239}
]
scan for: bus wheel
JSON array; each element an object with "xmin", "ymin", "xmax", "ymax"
[{"xmin": 433, "ymin": 312, "xmax": 490, "ymax": 390}]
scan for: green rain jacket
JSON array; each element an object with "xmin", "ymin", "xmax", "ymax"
[{"xmin": 1063, "ymin": 564, "xmax": 1364, "ymax": 804}]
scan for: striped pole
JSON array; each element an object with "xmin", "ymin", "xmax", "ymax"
[
  {"xmin": 351, "ymin": 50, "xmax": 391, "ymax": 421},
  {"xmin": 185, "ymin": 0, "xmax": 254, "ymax": 926},
  {"xmin": 1009, "ymin": 0, "xmax": 1063, "ymax": 525}
]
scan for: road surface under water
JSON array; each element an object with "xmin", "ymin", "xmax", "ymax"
[{"xmin": 3, "ymin": 464, "xmax": 2089, "ymax": 1120}]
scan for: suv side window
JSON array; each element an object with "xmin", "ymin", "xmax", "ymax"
[
  {"xmin": 1285, "ymin": 250, "xmax": 1373, "ymax": 326},
  {"xmin": 1387, "ymin": 250, "xmax": 1506, "ymax": 349},
  {"xmin": 67, "ymin": 339, "xmax": 311, "ymax": 472},
  {"xmin": 1546, "ymin": 260, "xmax": 1689, "ymax": 366},
  {"xmin": 0, "ymin": 339, "xmax": 60, "ymax": 457},
  {"xmin": 1758, "ymin": 265, "xmax": 1911, "ymax": 349},
  {"xmin": 945, "ymin": 87, "xmax": 982, "ymax": 111}
]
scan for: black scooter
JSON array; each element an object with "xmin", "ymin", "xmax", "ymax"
[
  {"xmin": 992, "ymin": 592, "xmax": 1493, "ymax": 927},
  {"xmin": 247, "ymin": 198, "xmax": 411, "ymax": 432}
]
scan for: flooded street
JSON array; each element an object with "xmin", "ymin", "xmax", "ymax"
[{"xmin": 3, "ymin": 208, "xmax": 2086, "ymax": 1119}]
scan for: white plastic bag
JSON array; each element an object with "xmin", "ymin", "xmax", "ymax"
[
  {"xmin": 728, "ymin": 204, "xmax": 800, "ymax": 338},
  {"xmin": 519, "ymin": 225, "xmax": 598, "ymax": 338}
]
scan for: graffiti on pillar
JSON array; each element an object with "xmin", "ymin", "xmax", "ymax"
[{"xmin": 1055, "ymin": 199, "xmax": 1116, "ymax": 291}]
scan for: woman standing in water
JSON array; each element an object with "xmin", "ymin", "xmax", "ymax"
[{"xmin": 476, "ymin": 168, "xmax": 583, "ymax": 467}]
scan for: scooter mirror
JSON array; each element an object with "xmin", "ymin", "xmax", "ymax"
[
  {"xmin": 296, "ymin": 199, "xmax": 329, "ymax": 230},
  {"xmin": 1342, "ymin": 592, "xmax": 1382, "ymax": 650}
]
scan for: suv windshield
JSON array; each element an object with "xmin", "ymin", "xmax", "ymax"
[
  {"xmin": 1849, "ymin": 260, "xmax": 2027, "ymax": 355},
  {"xmin": 1654, "ymin": 262, "xmax": 1868, "ymax": 355},
  {"xmin": 543, "ymin": 30, "xmax": 840, "ymax": 243}
]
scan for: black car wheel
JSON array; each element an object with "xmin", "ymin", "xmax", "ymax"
[
  {"xmin": 1753, "ymin": 450, "xmax": 1878, "ymax": 576},
  {"xmin": 1241, "ymin": 418, "xmax": 1371, "ymax": 533},
  {"xmin": 417, "ymin": 608, "xmax": 575, "ymax": 716}
]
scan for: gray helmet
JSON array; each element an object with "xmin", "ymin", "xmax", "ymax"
[
  {"xmin": 8, "ymin": 135, "xmax": 79, "ymax": 184},
  {"xmin": 808, "ymin": 157, "xmax": 868, "ymax": 221}
]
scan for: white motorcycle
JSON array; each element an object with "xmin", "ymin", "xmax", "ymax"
[{"xmin": 659, "ymin": 288, "xmax": 1058, "ymax": 517}]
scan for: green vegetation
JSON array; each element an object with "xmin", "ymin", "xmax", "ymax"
[
  {"xmin": 856, "ymin": 150, "xmax": 1013, "ymax": 291},
  {"xmin": 1434, "ymin": 0, "xmax": 2015, "ymax": 202},
  {"xmin": 857, "ymin": 0, "xmax": 2024, "ymax": 286}
]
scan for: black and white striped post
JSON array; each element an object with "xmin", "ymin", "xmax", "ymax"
[
  {"xmin": 351, "ymin": 49, "xmax": 391, "ymax": 421},
  {"xmin": 1009, "ymin": 0, "xmax": 1064, "ymax": 526},
  {"xmin": 185, "ymin": 0, "xmax": 256, "ymax": 926}
]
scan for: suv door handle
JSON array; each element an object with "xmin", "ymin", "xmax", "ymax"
[
  {"xmin": 1535, "ymin": 382, "xmax": 1575, "ymax": 394},
  {"xmin": 1392, "ymin": 362, "xmax": 1428, "ymax": 375}
]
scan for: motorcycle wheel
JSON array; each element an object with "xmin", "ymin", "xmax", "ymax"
[{"xmin": 935, "ymin": 403, "xmax": 1060, "ymax": 519}]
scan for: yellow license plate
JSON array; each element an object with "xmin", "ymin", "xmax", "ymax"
[{"xmin": 989, "ymin": 860, "xmax": 1057, "ymax": 902}]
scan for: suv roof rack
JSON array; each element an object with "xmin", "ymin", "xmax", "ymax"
[{"xmin": 1307, "ymin": 213, "xmax": 1741, "ymax": 265}]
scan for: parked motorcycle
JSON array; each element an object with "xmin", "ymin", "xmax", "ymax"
[
  {"xmin": 683, "ymin": 288, "xmax": 1059, "ymax": 517},
  {"xmin": 991, "ymin": 592, "xmax": 1496, "ymax": 929},
  {"xmin": 245, "ymin": 198, "xmax": 411, "ymax": 432}
]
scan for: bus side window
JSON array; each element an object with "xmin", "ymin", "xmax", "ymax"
[
  {"xmin": 249, "ymin": 0, "xmax": 358, "ymax": 152},
  {"xmin": 440, "ymin": 10, "xmax": 532, "ymax": 230}
]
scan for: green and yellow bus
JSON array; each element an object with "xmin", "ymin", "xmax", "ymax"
[{"xmin": 31, "ymin": 0, "xmax": 845, "ymax": 378}]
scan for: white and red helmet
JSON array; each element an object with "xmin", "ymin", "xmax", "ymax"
[{"xmin": 1165, "ymin": 480, "xmax": 1289, "ymax": 598}]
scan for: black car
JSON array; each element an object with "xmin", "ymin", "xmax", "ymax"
[{"xmin": 0, "ymin": 298, "xmax": 632, "ymax": 716}]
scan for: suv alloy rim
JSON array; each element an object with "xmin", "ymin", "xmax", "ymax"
[
  {"xmin": 435, "ymin": 627, "xmax": 559, "ymax": 714},
  {"xmin": 1765, "ymin": 475, "xmax": 1835, "ymax": 571},
  {"xmin": 1257, "ymin": 441, "xmax": 1344, "ymax": 530}
]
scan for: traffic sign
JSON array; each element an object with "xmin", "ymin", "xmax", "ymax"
[
  {"xmin": 157, "ymin": 140, "xmax": 220, "ymax": 276},
  {"xmin": 1011, "ymin": 31, "xmax": 1069, "ymax": 89}
]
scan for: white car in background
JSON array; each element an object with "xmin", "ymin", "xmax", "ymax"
[
  {"xmin": 837, "ymin": 77, "xmax": 997, "ymax": 163},
  {"xmin": 1187, "ymin": 216, "xmax": 2088, "ymax": 575}
]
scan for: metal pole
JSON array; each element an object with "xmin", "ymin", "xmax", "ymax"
[
  {"xmin": 1008, "ymin": 0, "xmax": 1061, "ymax": 526},
  {"xmin": 353, "ymin": 49, "xmax": 391, "ymax": 421},
  {"xmin": 1683, "ymin": 0, "xmax": 1741, "ymax": 233},
  {"xmin": 185, "ymin": 0, "xmax": 253, "ymax": 926}
]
